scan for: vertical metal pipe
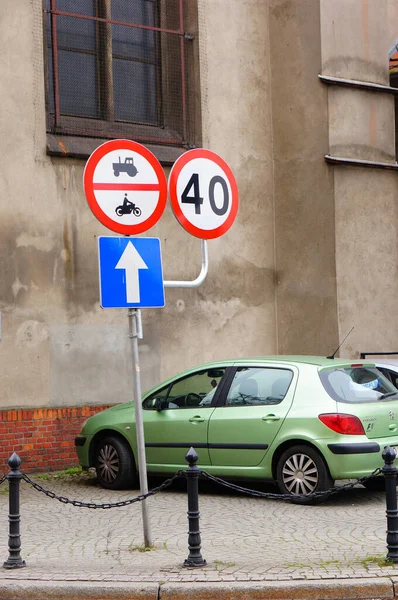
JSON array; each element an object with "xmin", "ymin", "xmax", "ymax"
[
  {"xmin": 102, "ymin": 0, "xmax": 115, "ymax": 121},
  {"xmin": 183, "ymin": 447, "xmax": 206, "ymax": 567},
  {"xmin": 382, "ymin": 446, "xmax": 398, "ymax": 562},
  {"xmin": 128, "ymin": 308, "xmax": 152, "ymax": 547},
  {"xmin": 50, "ymin": 0, "xmax": 61, "ymax": 127},
  {"xmin": 3, "ymin": 453, "xmax": 26, "ymax": 569},
  {"xmin": 179, "ymin": 0, "xmax": 187, "ymax": 142},
  {"xmin": 164, "ymin": 240, "xmax": 208, "ymax": 288}
]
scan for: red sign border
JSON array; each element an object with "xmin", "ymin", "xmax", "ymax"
[
  {"xmin": 83, "ymin": 139, "xmax": 167, "ymax": 235},
  {"xmin": 168, "ymin": 148, "xmax": 239, "ymax": 239}
]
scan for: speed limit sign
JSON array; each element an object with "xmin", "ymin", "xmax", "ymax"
[{"xmin": 168, "ymin": 149, "xmax": 239, "ymax": 239}]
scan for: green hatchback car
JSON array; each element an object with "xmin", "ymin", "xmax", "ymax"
[{"xmin": 75, "ymin": 356, "xmax": 398, "ymax": 499}]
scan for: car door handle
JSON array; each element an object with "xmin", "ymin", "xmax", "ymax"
[
  {"xmin": 262, "ymin": 414, "xmax": 280, "ymax": 421},
  {"xmin": 189, "ymin": 416, "xmax": 205, "ymax": 423}
]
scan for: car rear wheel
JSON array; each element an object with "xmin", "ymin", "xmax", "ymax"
[
  {"xmin": 276, "ymin": 445, "xmax": 334, "ymax": 504},
  {"xmin": 95, "ymin": 436, "xmax": 137, "ymax": 490}
]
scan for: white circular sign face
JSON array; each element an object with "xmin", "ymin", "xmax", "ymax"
[
  {"xmin": 83, "ymin": 140, "xmax": 167, "ymax": 235},
  {"xmin": 168, "ymin": 149, "xmax": 239, "ymax": 239}
]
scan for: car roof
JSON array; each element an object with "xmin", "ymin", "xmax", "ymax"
[
  {"xmin": 170, "ymin": 355, "xmax": 374, "ymax": 373},
  {"xmin": 143, "ymin": 355, "xmax": 375, "ymax": 396},
  {"xmin": 221, "ymin": 355, "xmax": 373, "ymax": 367},
  {"xmin": 373, "ymin": 358, "xmax": 398, "ymax": 367}
]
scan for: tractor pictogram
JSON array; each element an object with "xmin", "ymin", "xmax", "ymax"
[{"xmin": 113, "ymin": 157, "xmax": 138, "ymax": 177}]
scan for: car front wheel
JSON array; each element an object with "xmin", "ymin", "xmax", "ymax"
[
  {"xmin": 276, "ymin": 445, "xmax": 334, "ymax": 504},
  {"xmin": 95, "ymin": 436, "xmax": 137, "ymax": 490}
]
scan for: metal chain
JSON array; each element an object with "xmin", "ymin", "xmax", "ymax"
[
  {"xmin": 21, "ymin": 471, "xmax": 184, "ymax": 509},
  {"xmin": 200, "ymin": 467, "xmax": 383, "ymax": 502},
  {"xmin": 0, "ymin": 474, "xmax": 7, "ymax": 486},
  {"xmin": 17, "ymin": 466, "xmax": 385, "ymax": 507}
]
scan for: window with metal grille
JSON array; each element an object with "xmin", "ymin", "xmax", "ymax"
[
  {"xmin": 390, "ymin": 47, "xmax": 398, "ymax": 159},
  {"xmin": 45, "ymin": 0, "xmax": 200, "ymax": 157}
]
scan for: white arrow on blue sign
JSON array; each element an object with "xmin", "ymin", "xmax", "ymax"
[{"xmin": 98, "ymin": 236, "xmax": 165, "ymax": 308}]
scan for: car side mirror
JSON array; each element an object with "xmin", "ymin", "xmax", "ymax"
[
  {"xmin": 154, "ymin": 398, "xmax": 163, "ymax": 412},
  {"xmin": 155, "ymin": 398, "xmax": 169, "ymax": 412}
]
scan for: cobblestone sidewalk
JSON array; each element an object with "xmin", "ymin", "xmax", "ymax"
[{"xmin": 0, "ymin": 470, "xmax": 396, "ymax": 586}]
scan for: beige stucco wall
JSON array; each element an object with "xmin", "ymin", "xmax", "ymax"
[
  {"xmin": 0, "ymin": 0, "xmax": 275, "ymax": 409},
  {"xmin": 193, "ymin": 0, "xmax": 277, "ymax": 364},
  {"xmin": 321, "ymin": 0, "xmax": 398, "ymax": 358},
  {"xmin": 269, "ymin": 0, "xmax": 339, "ymax": 355},
  {"xmin": 1, "ymin": 0, "xmax": 398, "ymax": 410}
]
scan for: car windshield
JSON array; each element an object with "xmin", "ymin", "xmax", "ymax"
[{"xmin": 319, "ymin": 366, "xmax": 398, "ymax": 404}]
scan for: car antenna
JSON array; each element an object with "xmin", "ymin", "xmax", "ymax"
[{"xmin": 326, "ymin": 327, "xmax": 354, "ymax": 359}]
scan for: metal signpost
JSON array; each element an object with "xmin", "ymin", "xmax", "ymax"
[
  {"xmin": 98, "ymin": 237, "xmax": 165, "ymax": 308},
  {"xmin": 97, "ymin": 235, "xmax": 165, "ymax": 544},
  {"xmin": 84, "ymin": 140, "xmax": 238, "ymax": 549},
  {"xmin": 83, "ymin": 139, "xmax": 167, "ymax": 236},
  {"xmin": 84, "ymin": 140, "xmax": 167, "ymax": 547}
]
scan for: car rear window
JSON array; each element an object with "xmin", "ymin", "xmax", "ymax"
[{"xmin": 319, "ymin": 366, "xmax": 398, "ymax": 404}]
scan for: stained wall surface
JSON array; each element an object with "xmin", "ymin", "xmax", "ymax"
[
  {"xmin": 0, "ymin": 0, "xmax": 275, "ymax": 409},
  {"xmin": 1, "ymin": 0, "xmax": 397, "ymax": 412},
  {"xmin": 269, "ymin": 0, "xmax": 339, "ymax": 356},
  {"xmin": 321, "ymin": 0, "xmax": 398, "ymax": 358}
]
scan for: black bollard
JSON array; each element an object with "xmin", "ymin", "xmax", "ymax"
[
  {"xmin": 183, "ymin": 447, "xmax": 206, "ymax": 567},
  {"xmin": 382, "ymin": 446, "xmax": 398, "ymax": 563},
  {"xmin": 3, "ymin": 453, "xmax": 26, "ymax": 569}
]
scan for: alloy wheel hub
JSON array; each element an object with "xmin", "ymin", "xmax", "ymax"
[
  {"xmin": 282, "ymin": 453, "xmax": 319, "ymax": 495},
  {"xmin": 98, "ymin": 445, "xmax": 119, "ymax": 483}
]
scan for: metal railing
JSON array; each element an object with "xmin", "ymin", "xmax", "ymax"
[
  {"xmin": 360, "ymin": 352, "xmax": 398, "ymax": 359},
  {"xmin": 1, "ymin": 447, "xmax": 397, "ymax": 569}
]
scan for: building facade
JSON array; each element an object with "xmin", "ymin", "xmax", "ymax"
[{"xmin": 0, "ymin": 0, "xmax": 398, "ymax": 469}]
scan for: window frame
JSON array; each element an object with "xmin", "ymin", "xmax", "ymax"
[
  {"xmin": 142, "ymin": 367, "xmax": 229, "ymax": 411},
  {"xmin": 389, "ymin": 48, "xmax": 398, "ymax": 159},
  {"xmin": 43, "ymin": 0, "xmax": 201, "ymax": 162},
  {"xmin": 216, "ymin": 366, "xmax": 294, "ymax": 408}
]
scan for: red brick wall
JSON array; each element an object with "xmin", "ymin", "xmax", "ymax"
[{"xmin": 0, "ymin": 405, "xmax": 112, "ymax": 473}]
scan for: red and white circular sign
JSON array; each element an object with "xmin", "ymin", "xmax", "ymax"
[
  {"xmin": 168, "ymin": 148, "xmax": 239, "ymax": 239},
  {"xmin": 83, "ymin": 139, "xmax": 167, "ymax": 235}
]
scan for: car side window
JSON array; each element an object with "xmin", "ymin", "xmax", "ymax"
[
  {"xmin": 225, "ymin": 367, "xmax": 293, "ymax": 407},
  {"xmin": 378, "ymin": 367, "xmax": 398, "ymax": 389},
  {"xmin": 142, "ymin": 384, "xmax": 170, "ymax": 410},
  {"xmin": 142, "ymin": 368, "xmax": 226, "ymax": 410},
  {"xmin": 389, "ymin": 371, "xmax": 398, "ymax": 388}
]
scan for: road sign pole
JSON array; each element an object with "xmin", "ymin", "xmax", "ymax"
[{"xmin": 128, "ymin": 308, "xmax": 152, "ymax": 547}]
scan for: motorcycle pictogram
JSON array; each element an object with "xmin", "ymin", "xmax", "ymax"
[{"xmin": 115, "ymin": 194, "xmax": 142, "ymax": 217}]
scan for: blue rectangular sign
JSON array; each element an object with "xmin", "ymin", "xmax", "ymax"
[{"xmin": 98, "ymin": 236, "xmax": 165, "ymax": 308}]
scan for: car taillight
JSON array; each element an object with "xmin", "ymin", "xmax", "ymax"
[{"xmin": 318, "ymin": 413, "xmax": 365, "ymax": 435}]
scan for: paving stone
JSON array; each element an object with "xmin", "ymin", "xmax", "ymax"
[{"xmin": 0, "ymin": 473, "xmax": 396, "ymax": 597}]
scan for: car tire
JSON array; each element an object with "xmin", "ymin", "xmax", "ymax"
[
  {"xmin": 95, "ymin": 436, "xmax": 137, "ymax": 490},
  {"xmin": 276, "ymin": 445, "xmax": 334, "ymax": 504}
]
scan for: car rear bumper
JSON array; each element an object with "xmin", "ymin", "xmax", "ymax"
[
  {"xmin": 324, "ymin": 436, "xmax": 398, "ymax": 479},
  {"xmin": 327, "ymin": 442, "xmax": 380, "ymax": 454}
]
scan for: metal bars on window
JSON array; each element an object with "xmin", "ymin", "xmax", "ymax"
[{"xmin": 45, "ymin": 0, "xmax": 190, "ymax": 146}]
